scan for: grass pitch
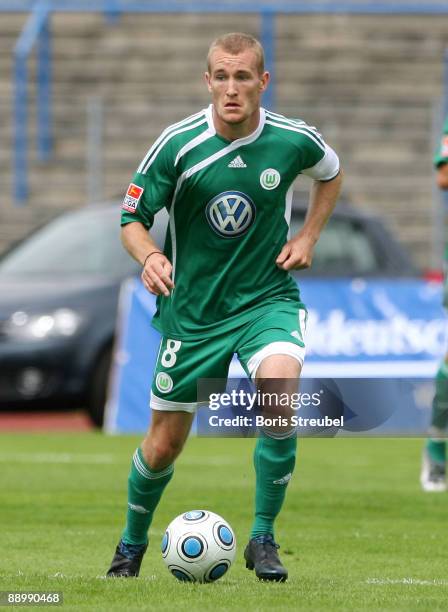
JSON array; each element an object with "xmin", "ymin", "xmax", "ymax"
[{"xmin": 1, "ymin": 433, "xmax": 447, "ymax": 611}]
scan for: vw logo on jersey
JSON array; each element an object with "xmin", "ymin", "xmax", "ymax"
[{"xmin": 205, "ymin": 191, "xmax": 256, "ymax": 238}]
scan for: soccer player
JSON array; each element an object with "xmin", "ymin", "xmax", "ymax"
[
  {"xmin": 107, "ymin": 32, "xmax": 342, "ymax": 580},
  {"xmin": 421, "ymin": 117, "xmax": 448, "ymax": 492}
]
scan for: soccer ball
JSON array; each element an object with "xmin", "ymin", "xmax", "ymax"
[{"xmin": 161, "ymin": 510, "xmax": 236, "ymax": 582}]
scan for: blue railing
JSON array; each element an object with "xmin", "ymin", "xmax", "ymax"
[
  {"xmin": 4, "ymin": 1, "xmax": 448, "ymax": 13},
  {"xmin": 7, "ymin": 0, "xmax": 448, "ymax": 204},
  {"xmin": 13, "ymin": 0, "xmax": 51, "ymax": 202}
]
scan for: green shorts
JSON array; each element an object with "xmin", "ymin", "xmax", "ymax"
[{"xmin": 150, "ymin": 299, "xmax": 307, "ymax": 412}]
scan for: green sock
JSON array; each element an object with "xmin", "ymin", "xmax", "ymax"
[
  {"xmin": 122, "ymin": 447, "xmax": 174, "ymax": 545},
  {"xmin": 431, "ymin": 363, "xmax": 448, "ymax": 430},
  {"xmin": 426, "ymin": 363, "xmax": 448, "ymax": 464},
  {"xmin": 250, "ymin": 433, "xmax": 297, "ymax": 539},
  {"xmin": 426, "ymin": 439, "xmax": 446, "ymax": 464}
]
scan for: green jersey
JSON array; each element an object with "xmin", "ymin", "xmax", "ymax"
[
  {"xmin": 121, "ymin": 105, "xmax": 340, "ymax": 339},
  {"xmin": 434, "ymin": 117, "xmax": 448, "ymax": 168}
]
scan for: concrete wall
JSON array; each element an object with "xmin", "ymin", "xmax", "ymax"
[{"xmin": 1, "ymin": 12, "xmax": 447, "ymax": 268}]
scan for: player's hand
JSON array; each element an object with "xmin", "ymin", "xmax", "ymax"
[
  {"xmin": 275, "ymin": 233, "xmax": 316, "ymax": 271},
  {"xmin": 141, "ymin": 253, "xmax": 174, "ymax": 297}
]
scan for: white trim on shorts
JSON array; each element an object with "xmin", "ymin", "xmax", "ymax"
[
  {"xmin": 246, "ymin": 341, "xmax": 306, "ymax": 380},
  {"xmin": 150, "ymin": 391, "xmax": 200, "ymax": 413}
]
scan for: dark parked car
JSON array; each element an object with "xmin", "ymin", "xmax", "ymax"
[
  {"xmin": 290, "ymin": 202, "xmax": 417, "ymax": 278},
  {"xmin": 0, "ymin": 205, "xmax": 141, "ymax": 426},
  {"xmin": 0, "ymin": 201, "xmax": 417, "ymax": 426}
]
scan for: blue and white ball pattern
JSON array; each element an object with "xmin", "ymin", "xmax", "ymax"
[{"xmin": 162, "ymin": 510, "xmax": 236, "ymax": 583}]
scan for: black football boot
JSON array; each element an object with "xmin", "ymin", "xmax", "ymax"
[
  {"xmin": 244, "ymin": 535, "xmax": 288, "ymax": 582},
  {"xmin": 106, "ymin": 540, "xmax": 148, "ymax": 578}
]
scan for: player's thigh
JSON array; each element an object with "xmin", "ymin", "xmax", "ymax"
[
  {"xmin": 150, "ymin": 335, "xmax": 234, "ymax": 412},
  {"xmin": 148, "ymin": 409, "xmax": 194, "ymax": 444},
  {"xmin": 236, "ymin": 301, "xmax": 307, "ymax": 381}
]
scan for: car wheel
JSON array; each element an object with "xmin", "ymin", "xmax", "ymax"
[{"xmin": 87, "ymin": 345, "xmax": 112, "ymax": 428}]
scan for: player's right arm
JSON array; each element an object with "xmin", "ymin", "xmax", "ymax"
[
  {"xmin": 121, "ymin": 222, "xmax": 174, "ymax": 297},
  {"xmin": 120, "ymin": 133, "xmax": 177, "ymax": 297}
]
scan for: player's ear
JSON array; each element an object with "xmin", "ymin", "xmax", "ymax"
[
  {"xmin": 204, "ymin": 72, "xmax": 212, "ymax": 92},
  {"xmin": 260, "ymin": 71, "xmax": 270, "ymax": 92}
]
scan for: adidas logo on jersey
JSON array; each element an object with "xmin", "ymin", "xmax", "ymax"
[{"xmin": 228, "ymin": 155, "xmax": 247, "ymax": 168}]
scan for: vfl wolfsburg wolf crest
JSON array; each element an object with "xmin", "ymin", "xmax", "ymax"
[
  {"xmin": 260, "ymin": 168, "xmax": 281, "ymax": 190},
  {"xmin": 206, "ymin": 191, "xmax": 256, "ymax": 238}
]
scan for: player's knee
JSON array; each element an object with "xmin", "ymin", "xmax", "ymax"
[{"xmin": 142, "ymin": 437, "xmax": 184, "ymax": 469}]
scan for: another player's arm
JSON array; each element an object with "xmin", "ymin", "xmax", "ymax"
[
  {"xmin": 436, "ymin": 163, "xmax": 448, "ymax": 190},
  {"xmin": 435, "ymin": 122, "xmax": 448, "ymax": 189},
  {"xmin": 121, "ymin": 222, "xmax": 174, "ymax": 297},
  {"xmin": 276, "ymin": 170, "xmax": 343, "ymax": 271}
]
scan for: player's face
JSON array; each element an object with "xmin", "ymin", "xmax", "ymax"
[{"xmin": 205, "ymin": 48, "xmax": 269, "ymax": 137}]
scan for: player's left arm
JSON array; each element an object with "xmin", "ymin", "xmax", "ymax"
[
  {"xmin": 275, "ymin": 140, "xmax": 342, "ymax": 270},
  {"xmin": 276, "ymin": 171, "xmax": 343, "ymax": 270}
]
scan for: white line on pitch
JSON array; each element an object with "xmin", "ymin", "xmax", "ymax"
[
  {"xmin": 367, "ymin": 578, "xmax": 448, "ymax": 586},
  {"xmin": 0, "ymin": 452, "xmax": 117, "ymax": 464}
]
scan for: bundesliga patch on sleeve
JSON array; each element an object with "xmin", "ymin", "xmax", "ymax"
[
  {"xmin": 122, "ymin": 183, "xmax": 144, "ymax": 213},
  {"xmin": 441, "ymin": 135, "xmax": 448, "ymax": 158}
]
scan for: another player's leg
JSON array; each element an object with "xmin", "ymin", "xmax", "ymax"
[
  {"xmin": 245, "ymin": 354, "xmax": 301, "ymax": 582},
  {"xmin": 107, "ymin": 410, "xmax": 193, "ymax": 577},
  {"xmin": 421, "ymin": 355, "xmax": 448, "ymax": 492}
]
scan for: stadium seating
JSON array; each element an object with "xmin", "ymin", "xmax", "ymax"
[{"xmin": 0, "ymin": 11, "xmax": 446, "ymax": 267}]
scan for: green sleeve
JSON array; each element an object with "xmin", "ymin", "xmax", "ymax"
[
  {"xmin": 434, "ymin": 118, "xmax": 448, "ymax": 168},
  {"xmin": 291, "ymin": 122, "xmax": 325, "ymax": 171},
  {"xmin": 121, "ymin": 138, "xmax": 176, "ymax": 228}
]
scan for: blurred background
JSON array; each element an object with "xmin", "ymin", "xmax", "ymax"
[
  {"xmin": 1, "ymin": 0, "xmax": 448, "ymax": 430},
  {"xmin": 2, "ymin": 1, "xmax": 448, "ymax": 264}
]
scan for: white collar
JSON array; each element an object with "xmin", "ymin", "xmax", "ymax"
[{"xmin": 205, "ymin": 104, "xmax": 265, "ymax": 144}]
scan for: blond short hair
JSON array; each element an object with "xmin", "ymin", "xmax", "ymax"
[{"xmin": 207, "ymin": 32, "xmax": 265, "ymax": 75}]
